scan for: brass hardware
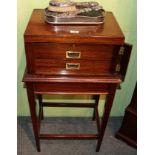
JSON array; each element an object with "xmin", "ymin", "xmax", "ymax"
[
  {"xmin": 70, "ymin": 30, "xmax": 79, "ymax": 34},
  {"xmin": 115, "ymin": 64, "xmax": 121, "ymax": 72},
  {"xmin": 66, "ymin": 63, "xmax": 80, "ymax": 70},
  {"xmin": 119, "ymin": 46, "xmax": 125, "ymax": 55},
  {"xmin": 66, "ymin": 51, "xmax": 81, "ymax": 59}
]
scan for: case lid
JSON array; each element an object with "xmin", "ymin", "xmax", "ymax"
[{"xmin": 24, "ymin": 9, "xmax": 124, "ymax": 44}]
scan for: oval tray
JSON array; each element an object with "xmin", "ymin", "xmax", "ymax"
[{"xmin": 44, "ymin": 8, "xmax": 105, "ymax": 25}]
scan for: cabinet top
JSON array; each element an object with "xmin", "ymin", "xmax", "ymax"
[{"xmin": 24, "ymin": 9, "xmax": 124, "ymax": 44}]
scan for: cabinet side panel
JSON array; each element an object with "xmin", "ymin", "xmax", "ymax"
[{"xmin": 24, "ymin": 42, "xmax": 35, "ymax": 73}]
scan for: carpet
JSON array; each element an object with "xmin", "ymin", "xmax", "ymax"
[{"xmin": 17, "ymin": 117, "xmax": 136, "ymax": 155}]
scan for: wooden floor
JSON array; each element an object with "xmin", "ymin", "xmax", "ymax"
[{"xmin": 17, "ymin": 117, "xmax": 136, "ymax": 155}]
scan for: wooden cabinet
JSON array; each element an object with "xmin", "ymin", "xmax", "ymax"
[{"xmin": 23, "ymin": 9, "xmax": 132, "ymax": 152}]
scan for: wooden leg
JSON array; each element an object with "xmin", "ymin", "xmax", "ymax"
[
  {"xmin": 38, "ymin": 94, "xmax": 44, "ymax": 120},
  {"xmin": 92, "ymin": 95, "xmax": 100, "ymax": 120},
  {"xmin": 26, "ymin": 83, "xmax": 40, "ymax": 152},
  {"xmin": 96, "ymin": 84, "xmax": 117, "ymax": 152}
]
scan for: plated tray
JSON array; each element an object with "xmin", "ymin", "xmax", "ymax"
[
  {"xmin": 44, "ymin": 8, "xmax": 105, "ymax": 25},
  {"xmin": 44, "ymin": 0, "xmax": 105, "ymax": 25}
]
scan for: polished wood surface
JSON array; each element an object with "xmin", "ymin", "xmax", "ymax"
[
  {"xmin": 96, "ymin": 84, "xmax": 117, "ymax": 151},
  {"xmin": 25, "ymin": 41, "xmax": 130, "ymax": 76},
  {"xmin": 34, "ymin": 59, "xmax": 112, "ymax": 75},
  {"xmin": 24, "ymin": 9, "xmax": 124, "ymax": 44},
  {"xmin": 120, "ymin": 43, "xmax": 132, "ymax": 80},
  {"xmin": 24, "ymin": 10, "xmax": 129, "ymax": 78},
  {"xmin": 23, "ymin": 9, "xmax": 132, "ymax": 152},
  {"xmin": 39, "ymin": 134, "xmax": 98, "ymax": 140},
  {"xmin": 23, "ymin": 70, "xmax": 122, "ymax": 83},
  {"xmin": 33, "ymin": 82, "xmax": 109, "ymax": 95},
  {"xmin": 32, "ymin": 43, "xmax": 117, "ymax": 75},
  {"xmin": 32, "ymin": 43, "xmax": 115, "ymax": 60},
  {"xmin": 26, "ymin": 83, "xmax": 40, "ymax": 151}
]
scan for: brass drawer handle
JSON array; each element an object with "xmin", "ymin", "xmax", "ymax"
[
  {"xmin": 66, "ymin": 51, "xmax": 81, "ymax": 59},
  {"xmin": 66, "ymin": 63, "xmax": 80, "ymax": 70}
]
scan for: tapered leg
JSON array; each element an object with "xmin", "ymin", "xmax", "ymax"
[
  {"xmin": 26, "ymin": 83, "xmax": 40, "ymax": 152},
  {"xmin": 96, "ymin": 84, "xmax": 117, "ymax": 152},
  {"xmin": 38, "ymin": 94, "xmax": 44, "ymax": 120},
  {"xmin": 92, "ymin": 95, "xmax": 100, "ymax": 120}
]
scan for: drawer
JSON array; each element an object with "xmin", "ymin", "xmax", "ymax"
[
  {"xmin": 34, "ymin": 59, "xmax": 113, "ymax": 75},
  {"xmin": 32, "ymin": 43, "xmax": 115, "ymax": 60}
]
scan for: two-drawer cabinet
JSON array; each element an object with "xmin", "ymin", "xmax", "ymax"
[
  {"xmin": 32, "ymin": 43, "xmax": 115, "ymax": 75},
  {"xmin": 23, "ymin": 9, "xmax": 132, "ymax": 152},
  {"xmin": 26, "ymin": 41, "xmax": 131, "ymax": 77}
]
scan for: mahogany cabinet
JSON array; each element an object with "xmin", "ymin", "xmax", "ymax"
[{"xmin": 23, "ymin": 9, "xmax": 132, "ymax": 152}]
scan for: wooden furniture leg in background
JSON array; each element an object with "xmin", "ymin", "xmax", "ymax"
[
  {"xmin": 26, "ymin": 83, "xmax": 40, "ymax": 152},
  {"xmin": 96, "ymin": 84, "xmax": 117, "ymax": 152},
  {"xmin": 115, "ymin": 84, "xmax": 137, "ymax": 148}
]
